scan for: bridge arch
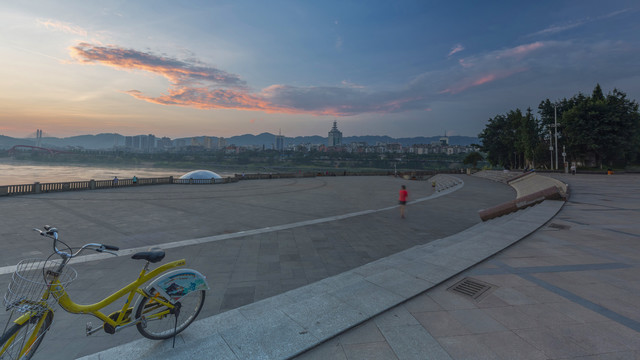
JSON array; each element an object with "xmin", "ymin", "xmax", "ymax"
[{"xmin": 8, "ymin": 145, "xmax": 68, "ymax": 155}]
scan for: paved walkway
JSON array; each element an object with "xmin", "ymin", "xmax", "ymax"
[
  {"xmin": 0, "ymin": 174, "xmax": 513, "ymax": 359},
  {"xmin": 293, "ymin": 173, "xmax": 640, "ymax": 359},
  {"xmin": 82, "ymin": 198, "xmax": 563, "ymax": 360},
  {"xmin": 6, "ymin": 172, "xmax": 640, "ymax": 359}
]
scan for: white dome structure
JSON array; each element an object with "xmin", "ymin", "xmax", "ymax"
[{"xmin": 180, "ymin": 170, "xmax": 222, "ymax": 180}]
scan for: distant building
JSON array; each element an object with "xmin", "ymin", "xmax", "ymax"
[
  {"xmin": 203, "ymin": 137, "xmax": 214, "ymax": 149},
  {"xmin": 146, "ymin": 134, "xmax": 156, "ymax": 150},
  {"xmin": 218, "ymin": 137, "xmax": 226, "ymax": 150},
  {"xmin": 440, "ymin": 132, "xmax": 449, "ymax": 146},
  {"xmin": 158, "ymin": 137, "xmax": 173, "ymax": 150},
  {"xmin": 275, "ymin": 130, "xmax": 284, "ymax": 152},
  {"xmin": 132, "ymin": 136, "xmax": 140, "ymax": 149},
  {"xmin": 328, "ymin": 121, "xmax": 342, "ymax": 147}
]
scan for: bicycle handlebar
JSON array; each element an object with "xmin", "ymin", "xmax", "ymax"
[{"xmin": 33, "ymin": 226, "xmax": 119, "ymax": 259}]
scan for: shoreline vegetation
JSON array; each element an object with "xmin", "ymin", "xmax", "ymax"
[
  {"xmin": 2, "ymin": 145, "xmax": 636, "ymax": 187},
  {"xmin": 1, "ymin": 147, "xmax": 475, "ymax": 173}
]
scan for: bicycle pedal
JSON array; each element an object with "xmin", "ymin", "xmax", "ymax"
[{"xmin": 86, "ymin": 322, "xmax": 93, "ymax": 336}]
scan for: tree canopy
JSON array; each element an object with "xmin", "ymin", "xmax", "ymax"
[
  {"xmin": 479, "ymin": 85, "xmax": 640, "ymax": 169},
  {"xmin": 463, "ymin": 151, "xmax": 484, "ymax": 168}
]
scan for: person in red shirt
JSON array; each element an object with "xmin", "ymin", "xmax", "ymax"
[{"xmin": 399, "ymin": 185, "xmax": 408, "ymax": 218}]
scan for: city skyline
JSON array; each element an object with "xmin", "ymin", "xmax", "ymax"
[{"xmin": 1, "ymin": 1, "xmax": 638, "ymax": 139}]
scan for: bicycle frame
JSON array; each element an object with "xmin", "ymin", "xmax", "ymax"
[
  {"xmin": 21, "ymin": 259, "xmax": 188, "ymax": 332},
  {"xmin": 1, "ymin": 226, "xmax": 208, "ymax": 360}
]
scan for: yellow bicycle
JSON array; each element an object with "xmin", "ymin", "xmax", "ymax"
[{"xmin": 0, "ymin": 225, "xmax": 208, "ymax": 359}]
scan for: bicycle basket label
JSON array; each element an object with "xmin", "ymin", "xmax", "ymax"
[{"xmin": 155, "ymin": 272, "xmax": 206, "ymax": 300}]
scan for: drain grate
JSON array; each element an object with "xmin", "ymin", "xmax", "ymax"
[{"xmin": 447, "ymin": 278, "xmax": 495, "ymax": 300}]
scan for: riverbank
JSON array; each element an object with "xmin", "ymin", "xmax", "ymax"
[{"xmin": 0, "ymin": 161, "xmax": 228, "ymax": 186}]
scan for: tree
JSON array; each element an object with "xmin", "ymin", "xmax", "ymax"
[
  {"xmin": 518, "ymin": 108, "xmax": 540, "ymax": 168},
  {"xmin": 463, "ymin": 151, "xmax": 484, "ymax": 168},
  {"xmin": 479, "ymin": 109, "xmax": 542, "ymax": 169},
  {"xmin": 561, "ymin": 85, "xmax": 640, "ymax": 167},
  {"xmin": 479, "ymin": 114, "xmax": 512, "ymax": 167}
]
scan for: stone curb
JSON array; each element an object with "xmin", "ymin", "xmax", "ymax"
[
  {"xmin": 478, "ymin": 186, "xmax": 562, "ymax": 221},
  {"xmin": 78, "ymin": 198, "xmax": 564, "ymax": 360}
]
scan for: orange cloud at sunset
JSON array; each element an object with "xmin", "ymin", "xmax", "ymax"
[
  {"xmin": 439, "ymin": 68, "xmax": 527, "ymax": 95},
  {"xmin": 69, "ymin": 43, "xmax": 427, "ymax": 117}
]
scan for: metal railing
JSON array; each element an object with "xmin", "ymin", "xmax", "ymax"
[{"xmin": 0, "ymin": 177, "xmax": 176, "ymax": 196}]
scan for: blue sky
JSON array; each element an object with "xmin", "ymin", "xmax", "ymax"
[{"xmin": 0, "ymin": 0, "xmax": 638, "ymax": 139}]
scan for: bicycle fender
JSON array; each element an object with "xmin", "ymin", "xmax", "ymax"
[{"xmin": 144, "ymin": 269, "xmax": 209, "ymax": 303}]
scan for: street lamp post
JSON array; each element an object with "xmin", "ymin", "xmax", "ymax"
[
  {"xmin": 549, "ymin": 130, "xmax": 554, "ymax": 170},
  {"xmin": 553, "ymin": 104, "xmax": 559, "ymax": 170}
]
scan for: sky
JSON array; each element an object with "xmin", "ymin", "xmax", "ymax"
[{"xmin": 0, "ymin": 0, "xmax": 639, "ymax": 139}]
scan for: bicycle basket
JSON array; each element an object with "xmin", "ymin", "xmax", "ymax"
[{"xmin": 3, "ymin": 258, "xmax": 77, "ymax": 315}]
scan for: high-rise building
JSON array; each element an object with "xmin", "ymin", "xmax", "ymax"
[
  {"xmin": 328, "ymin": 120, "xmax": 342, "ymax": 147},
  {"xmin": 158, "ymin": 137, "xmax": 173, "ymax": 149},
  {"xmin": 218, "ymin": 137, "xmax": 226, "ymax": 150},
  {"xmin": 275, "ymin": 129, "xmax": 284, "ymax": 152},
  {"xmin": 146, "ymin": 134, "xmax": 156, "ymax": 150},
  {"xmin": 203, "ymin": 137, "xmax": 214, "ymax": 149}
]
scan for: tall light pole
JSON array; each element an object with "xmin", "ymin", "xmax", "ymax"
[
  {"xmin": 554, "ymin": 104, "xmax": 559, "ymax": 170},
  {"xmin": 549, "ymin": 130, "xmax": 554, "ymax": 170}
]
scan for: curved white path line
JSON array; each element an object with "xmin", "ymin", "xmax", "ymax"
[{"xmin": 0, "ymin": 176, "xmax": 464, "ymax": 275}]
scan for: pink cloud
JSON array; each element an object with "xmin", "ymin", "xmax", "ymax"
[
  {"xmin": 496, "ymin": 42, "xmax": 545, "ymax": 59},
  {"xmin": 458, "ymin": 58, "xmax": 473, "ymax": 68},
  {"xmin": 70, "ymin": 43, "xmax": 245, "ymax": 88},
  {"xmin": 70, "ymin": 43, "xmax": 426, "ymax": 116},
  {"xmin": 38, "ymin": 19, "xmax": 87, "ymax": 37},
  {"xmin": 448, "ymin": 44, "xmax": 464, "ymax": 57},
  {"xmin": 439, "ymin": 68, "xmax": 527, "ymax": 94}
]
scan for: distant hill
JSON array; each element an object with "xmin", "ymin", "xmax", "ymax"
[
  {"xmin": 40, "ymin": 134, "xmax": 124, "ymax": 149},
  {"xmin": 0, "ymin": 134, "xmax": 124, "ymax": 150},
  {"xmin": 0, "ymin": 135, "xmax": 33, "ymax": 148},
  {"xmin": 0, "ymin": 132, "xmax": 478, "ymax": 150}
]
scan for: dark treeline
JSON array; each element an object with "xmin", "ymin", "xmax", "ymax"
[
  {"xmin": 479, "ymin": 84, "xmax": 640, "ymax": 170},
  {"xmin": 3, "ymin": 147, "xmax": 470, "ymax": 172}
]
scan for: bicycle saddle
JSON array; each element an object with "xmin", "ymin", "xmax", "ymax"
[{"xmin": 131, "ymin": 250, "xmax": 166, "ymax": 263}]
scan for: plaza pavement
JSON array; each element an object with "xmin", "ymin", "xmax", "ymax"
[
  {"xmin": 3, "ymin": 172, "xmax": 639, "ymax": 359},
  {"xmin": 292, "ymin": 173, "xmax": 640, "ymax": 360},
  {"xmin": 0, "ymin": 173, "xmax": 512, "ymax": 359}
]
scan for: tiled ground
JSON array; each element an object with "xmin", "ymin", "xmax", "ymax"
[{"xmin": 295, "ymin": 174, "xmax": 640, "ymax": 359}]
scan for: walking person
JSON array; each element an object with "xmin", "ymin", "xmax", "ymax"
[{"xmin": 399, "ymin": 185, "xmax": 408, "ymax": 218}]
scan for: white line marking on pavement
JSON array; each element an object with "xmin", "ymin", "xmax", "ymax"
[{"xmin": 0, "ymin": 176, "xmax": 464, "ymax": 275}]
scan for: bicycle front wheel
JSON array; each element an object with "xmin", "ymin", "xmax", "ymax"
[
  {"xmin": 136, "ymin": 289, "xmax": 205, "ymax": 340},
  {"xmin": 0, "ymin": 311, "xmax": 53, "ymax": 360}
]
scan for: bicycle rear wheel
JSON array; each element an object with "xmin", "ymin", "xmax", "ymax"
[
  {"xmin": 135, "ymin": 289, "xmax": 205, "ymax": 340},
  {"xmin": 0, "ymin": 311, "xmax": 53, "ymax": 360}
]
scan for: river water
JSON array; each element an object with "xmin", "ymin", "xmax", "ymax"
[{"xmin": 0, "ymin": 162, "xmax": 235, "ymax": 186}]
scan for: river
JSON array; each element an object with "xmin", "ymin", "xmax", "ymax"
[{"xmin": 0, "ymin": 162, "xmax": 236, "ymax": 186}]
